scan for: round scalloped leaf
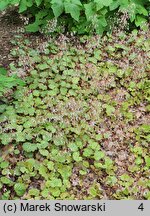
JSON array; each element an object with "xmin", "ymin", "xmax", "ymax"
[
  {"xmin": 14, "ymin": 183, "xmax": 27, "ymax": 197},
  {"xmin": 23, "ymin": 142, "xmax": 37, "ymax": 152}
]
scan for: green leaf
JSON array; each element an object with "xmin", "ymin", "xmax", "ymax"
[
  {"xmin": 47, "ymin": 161, "xmax": 54, "ymax": 170},
  {"xmin": 49, "ymin": 178, "xmax": 62, "ymax": 188},
  {"xmin": 104, "ymin": 104, "xmax": 115, "ymax": 116},
  {"xmin": 109, "ymin": 0, "xmax": 120, "ymax": 10},
  {"xmin": 1, "ymin": 133, "xmax": 12, "ymax": 145},
  {"xmin": 94, "ymin": 50, "xmax": 102, "ymax": 60},
  {"xmin": 84, "ymin": 2, "xmax": 95, "ymax": 21},
  {"xmin": 19, "ymin": 0, "xmax": 28, "ymax": 13},
  {"xmin": 1, "ymin": 177, "xmax": 12, "ymax": 185},
  {"xmin": 135, "ymin": 15, "xmax": 147, "ymax": 27},
  {"xmin": 145, "ymin": 157, "xmax": 150, "ymax": 167},
  {"xmin": 120, "ymin": 174, "xmax": 131, "ymax": 181},
  {"xmin": 28, "ymin": 188, "xmax": 40, "ymax": 196},
  {"xmin": 95, "ymin": 134, "xmax": 103, "ymax": 141},
  {"xmin": 0, "ymin": 161, "xmax": 9, "ymax": 169},
  {"xmin": 41, "ymin": 188, "xmax": 50, "ymax": 198},
  {"xmin": 94, "ymin": 151, "xmax": 105, "ymax": 160},
  {"xmin": 50, "ymin": 187, "xmax": 60, "ymax": 197},
  {"xmin": 48, "ymin": 89, "xmax": 59, "ymax": 96},
  {"xmin": 60, "ymin": 87, "xmax": 68, "ymax": 95},
  {"xmin": 25, "ymin": 23, "xmax": 39, "ymax": 32},
  {"xmin": 23, "ymin": 120, "xmax": 33, "ymax": 128},
  {"xmin": 0, "ymin": 0, "xmax": 9, "ymax": 11},
  {"xmin": 89, "ymin": 140, "xmax": 99, "ymax": 150},
  {"xmin": 37, "ymin": 140, "xmax": 49, "ymax": 149},
  {"xmin": 136, "ymin": 4, "xmax": 148, "ymax": 16},
  {"xmin": 0, "ymin": 67, "xmax": 7, "ymax": 75},
  {"xmin": 140, "ymin": 125, "xmax": 150, "ymax": 133},
  {"xmin": 94, "ymin": 0, "xmax": 113, "ymax": 10},
  {"xmin": 38, "ymin": 63, "xmax": 49, "ymax": 70},
  {"xmin": 72, "ymin": 77, "xmax": 80, "ymax": 84},
  {"xmin": 16, "ymin": 132, "xmax": 26, "ymax": 142},
  {"xmin": 64, "ymin": 0, "xmax": 82, "ymax": 21},
  {"xmin": 35, "ymin": 0, "xmax": 42, "ymax": 6},
  {"xmin": 39, "ymin": 165, "xmax": 48, "ymax": 179},
  {"xmin": 79, "ymin": 170, "xmax": 87, "ymax": 175},
  {"xmin": 39, "ymin": 149, "xmax": 49, "ymax": 156},
  {"xmin": 73, "ymin": 151, "xmax": 82, "ymax": 162},
  {"xmin": 97, "ymin": 15, "xmax": 107, "ymax": 27},
  {"xmin": 83, "ymin": 148, "xmax": 93, "ymax": 157},
  {"xmin": 14, "ymin": 183, "xmax": 27, "ymax": 197},
  {"xmin": 54, "ymin": 136, "xmax": 65, "ymax": 146},
  {"xmin": 68, "ymin": 142, "xmax": 78, "ymax": 152},
  {"xmin": 51, "ymin": 0, "xmax": 64, "ymax": 17},
  {"xmin": 23, "ymin": 143, "xmax": 37, "ymax": 152},
  {"xmin": 89, "ymin": 186, "xmax": 97, "ymax": 197}
]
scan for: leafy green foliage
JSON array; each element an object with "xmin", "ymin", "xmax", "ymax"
[
  {"xmin": 0, "ymin": 66, "xmax": 25, "ymax": 97},
  {"xmin": 0, "ymin": 28, "xmax": 149, "ymax": 200},
  {"xmin": 0, "ymin": 0, "xmax": 149, "ymax": 34}
]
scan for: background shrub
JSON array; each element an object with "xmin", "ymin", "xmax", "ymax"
[{"xmin": 0, "ymin": 0, "xmax": 149, "ymax": 35}]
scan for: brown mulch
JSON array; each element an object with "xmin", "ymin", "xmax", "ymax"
[{"xmin": 0, "ymin": 10, "xmax": 28, "ymax": 69}]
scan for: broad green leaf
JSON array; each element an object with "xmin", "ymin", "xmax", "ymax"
[
  {"xmin": 25, "ymin": 23, "xmax": 39, "ymax": 32},
  {"xmin": 135, "ymin": 15, "xmax": 147, "ymax": 27},
  {"xmin": 94, "ymin": 0, "xmax": 113, "ymax": 10},
  {"xmin": 64, "ymin": 1, "xmax": 82, "ymax": 21},
  {"xmin": 98, "ymin": 15, "xmax": 107, "ymax": 27},
  {"xmin": 84, "ymin": 2, "xmax": 95, "ymax": 21},
  {"xmin": 109, "ymin": 0, "xmax": 120, "ymax": 10},
  {"xmin": 35, "ymin": 0, "xmax": 42, "ymax": 6},
  {"xmin": 0, "ymin": 0, "xmax": 9, "ymax": 11},
  {"xmin": 51, "ymin": 0, "xmax": 64, "ymax": 17},
  {"xmin": 19, "ymin": 0, "xmax": 28, "ymax": 13},
  {"xmin": 136, "ymin": 4, "xmax": 148, "ymax": 16}
]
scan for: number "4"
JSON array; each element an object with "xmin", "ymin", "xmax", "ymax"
[{"xmin": 138, "ymin": 203, "xmax": 144, "ymax": 211}]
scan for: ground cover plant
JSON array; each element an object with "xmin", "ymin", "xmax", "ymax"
[{"xmin": 0, "ymin": 19, "xmax": 150, "ymax": 199}]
